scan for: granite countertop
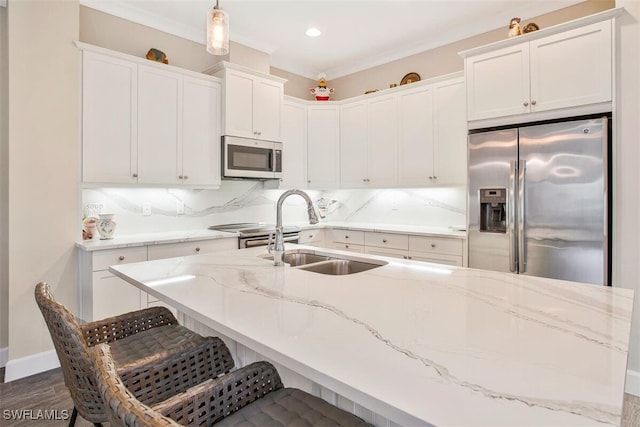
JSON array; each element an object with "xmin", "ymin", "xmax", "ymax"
[{"xmin": 109, "ymin": 244, "xmax": 634, "ymax": 426}]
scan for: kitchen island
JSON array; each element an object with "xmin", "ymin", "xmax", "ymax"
[{"xmin": 109, "ymin": 244, "xmax": 634, "ymax": 426}]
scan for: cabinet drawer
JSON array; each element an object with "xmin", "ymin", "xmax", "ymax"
[
  {"xmin": 410, "ymin": 253, "xmax": 463, "ymax": 267},
  {"xmin": 148, "ymin": 238, "xmax": 236, "ymax": 260},
  {"xmin": 364, "ymin": 246, "xmax": 408, "ymax": 260},
  {"xmin": 409, "ymin": 236, "xmax": 463, "ymax": 256},
  {"xmin": 92, "ymin": 246, "xmax": 148, "ymax": 271},
  {"xmin": 329, "ymin": 242, "xmax": 365, "ymax": 253},
  {"xmin": 299, "ymin": 228, "xmax": 324, "ymax": 244},
  {"xmin": 328, "ymin": 229, "xmax": 365, "ymax": 245},
  {"xmin": 364, "ymin": 232, "xmax": 408, "ymax": 250}
]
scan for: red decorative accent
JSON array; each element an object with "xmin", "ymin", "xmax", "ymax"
[{"xmin": 315, "ymin": 96, "xmax": 330, "ymax": 101}]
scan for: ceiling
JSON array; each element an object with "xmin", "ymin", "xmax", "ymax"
[{"xmin": 81, "ymin": 0, "xmax": 586, "ymax": 80}]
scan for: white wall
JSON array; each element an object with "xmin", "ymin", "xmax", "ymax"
[
  {"xmin": 4, "ymin": 0, "xmax": 80, "ymax": 380},
  {"xmin": 0, "ymin": 4, "xmax": 8, "ymax": 356}
]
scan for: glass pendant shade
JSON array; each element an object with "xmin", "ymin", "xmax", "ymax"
[{"xmin": 207, "ymin": 6, "xmax": 229, "ymax": 55}]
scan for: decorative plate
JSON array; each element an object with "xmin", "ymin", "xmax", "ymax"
[{"xmin": 400, "ymin": 72, "xmax": 421, "ymax": 85}]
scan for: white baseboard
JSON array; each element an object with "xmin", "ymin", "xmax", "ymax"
[
  {"xmin": 2, "ymin": 350, "xmax": 60, "ymax": 383},
  {"xmin": 0, "ymin": 347, "xmax": 7, "ymax": 368},
  {"xmin": 626, "ymin": 368, "xmax": 640, "ymax": 397}
]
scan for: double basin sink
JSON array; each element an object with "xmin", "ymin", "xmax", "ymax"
[{"xmin": 261, "ymin": 249, "xmax": 387, "ymax": 275}]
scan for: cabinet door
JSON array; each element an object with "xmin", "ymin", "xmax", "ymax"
[
  {"xmin": 253, "ymin": 77, "xmax": 283, "ymax": 141},
  {"xmin": 281, "ymin": 100, "xmax": 307, "ymax": 188},
  {"xmin": 224, "ymin": 70, "xmax": 255, "ymax": 138},
  {"xmin": 137, "ymin": 65, "xmax": 182, "ymax": 184},
  {"xmin": 367, "ymin": 95, "xmax": 398, "ymax": 186},
  {"xmin": 340, "ymin": 101, "xmax": 367, "ymax": 187},
  {"xmin": 182, "ymin": 76, "xmax": 221, "ymax": 187},
  {"xmin": 92, "ymin": 271, "xmax": 143, "ymax": 320},
  {"xmin": 529, "ymin": 20, "xmax": 612, "ymax": 112},
  {"xmin": 466, "ymin": 43, "xmax": 530, "ymax": 121},
  {"xmin": 307, "ymin": 105, "xmax": 340, "ymax": 188},
  {"xmin": 147, "ymin": 238, "xmax": 237, "ymax": 260},
  {"xmin": 433, "ymin": 78, "xmax": 467, "ymax": 185},
  {"xmin": 82, "ymin": 51, "xmax": 137, "ymax": 184},
  {"xmin": 398, "ymin": 86, "xmax": 434, "ymax": 186}
]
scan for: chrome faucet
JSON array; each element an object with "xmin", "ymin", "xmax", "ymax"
[{"xmin": 271, "ymin": 189, "xmax": 319, "ymax": 266}]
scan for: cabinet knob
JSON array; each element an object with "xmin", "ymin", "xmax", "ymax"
[
  {"xmin": 431, "ymin": 243, "xmax": 436, "ymax": 248},
  {"xmin": 345, "ymin": 235, "xmax": 349, "ymax": 239},
  {"xmin": 433, "ymin": 176, "xmax": 437, "ymax": 180},
  {"xmin": 523, "ymin": 101, "xmax": 529, "ymax": 107},
  {"xmin": 531, "ymin": 100, "xmax": 537, "ymax": 106},
  {"xmin": 382, "ymin": 239, "xmax": 387, "ymax": 243},
  {"xmin": 345, "ymin": 244, "xmax": 349, "ymax": 248},
  {"xmin": 132, "ymin": 173, "xmax": 138, "ymax": 178},
  {"xmin": 195, "ymin": 247, "xmax": 200, "ymax": 252},
  {"xmin": 118, "ymin": 256, "xmax": 125, "ymax": 261},
  {"xmin": 403, "ymin": 255, "xmax": 407, "ymax": 259},
  {"xmin": 408, "ymin": 256, "xmax": 412, "ymax": 260},
  {"xmin": 307, "ymin": 180, "xmax": 311, "ymax": 183},
  {"xmin": 429, "ymin": 176, "xmax": 433, "ymax": 180},
  {"xmin": 363, "ymin": 178, "xmax": 366, "ymax": 182},
  {"xmin": 183, "ymin": 175, "xmax": 188, "ymax": 180},
  {"xmin": 178, "ymin": 175, "xmax": 183, "ymax": 179}
]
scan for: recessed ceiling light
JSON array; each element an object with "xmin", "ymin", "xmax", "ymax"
[{"xmin": 305, "ymin": 27, "xmax": 321, "ymax": 37}]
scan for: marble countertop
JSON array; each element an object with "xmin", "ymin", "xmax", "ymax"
[
  {"xmin": 76, "ymin": 222, "xmax": 465, "ymax": 252},
  {"xmin": 109, "ymin": 245, "xmax": 634, "ymax": 426},
  {"xmin": 75, "ymin": 229, "xmax": 238, "ymax": 251}
]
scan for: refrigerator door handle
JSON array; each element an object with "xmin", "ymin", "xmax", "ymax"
[
  {"xmin": 509, "ymin": 160, "xmax": 517, "ymax": 273},
  {"xmin": 518, "ymin": 159, "xmax": 526, "ymax": 273}
]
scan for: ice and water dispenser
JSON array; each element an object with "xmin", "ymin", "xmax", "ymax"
[{"xmin": 479, "ymin": 188, "xmax": 507, "ymax": 233}]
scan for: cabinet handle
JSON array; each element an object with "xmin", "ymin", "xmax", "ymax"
[
  {"xmin": 178, "ymin": 175, "xmax": 183, "ymax": 179},
  {"xmin": 523, "ymin": 101, "xmax": 529, "ymax": 107},
  {"xmin": 132, "ymin": 173, "xmax": 138, "ymax": 178},
  {"xmin": 429, "ymin": 176, "xmax": 433, "ymax": 180},
  {"xmin": 195, "ymin": 247, "xmax": 200, "ymax": 252},
  {"xmin": 363, "ymin": 178, "xmax": 366, "ymax": 182},
  {"xmin": 382, "ymin": 239, "xmax": 387, "ymax": 243},
  {"xmin": 183, "ymin": 175, "xmax": 188, "ymax": 180},
  {"xmin": 531, "ymin": 100, "xmax": 537, "ymax": 106},
  {"xmin": 118, "ymin": 256, "xmax": 125, "ymax": 261},
  {"xmin": 431, "ymin": 243, "xmax": 436, "ymax": 248},
  {"xmin": 345, "ymin": 235, "xmax": 349, "ymax": 239},
  {"xmin": 433, "ymin": 176, "xmax": 437, "ymax": 180},
  {"xmin": 345, "ymin": 244, "xmax": 349, "ymax": 248},
  {"xmin": 307, "ymin": 180, "xmax": 311, "ymax": 184},
  {"xmin": 408, "ymin": 256, "xmax": 412, "ymax": 260}
]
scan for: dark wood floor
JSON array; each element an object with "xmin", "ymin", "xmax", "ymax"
[{"xmin": 1, "ymin": 366, "xmax": 639, "ymax": 426}]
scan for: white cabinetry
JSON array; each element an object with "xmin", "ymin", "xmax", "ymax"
[
  {"xmin": 364, "ymin": 232, "xmax": 409, "ymax": 259},
  {"xmin": 207, "ymin": 62, "xmax": 285, "ymax": 142},
  {"xmin": 80, "ymin": 246, "xmax": 147, "ymax": 321},
  {"xmin": 398, "ymin": 76, "xmax": 466, "ymax": 186},
  {"xmin": 307, "ymin": 104, "xmax": 340, "ymax": 189},
  {"xmin": 281, "ymin": 99, "xmax": 308, "ymax": 188},
  {"xmin": 81, "ymin": 51, "xmax": 138, "ymax": 184},
  {"xmin": 137, "ymin": 65, "xmax": 222, "ymax": 186},
  {"xmin": 79, "ymin": 43, "xmax": 222, "ymax": 187},
  {"xmin": 340, "ymin": 95, "xmax": 398, "ymax": 187},
  {"xmin": 464, "ymin": 19, "xmax": 613, "ymax": 123},
  {"xmin": 327, "ymin": 229, "xmax": 365, "ymax": 253},
  {"xmin": 299, "ymin": 228, "xmax": 325, "ymax": 247},
  {"xmin": 409, "ymin": 235, "xmax": 463, "ymax": 266},
  {"xmin": 79, "ymin": 237, "xmax": 236, "ymax": 321}
]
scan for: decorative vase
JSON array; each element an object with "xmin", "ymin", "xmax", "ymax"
[{"xmin": 97, "ymin": 214, "xmax": 117, "ymax": 240}]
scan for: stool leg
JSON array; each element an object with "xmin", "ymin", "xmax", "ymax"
[{"xmin": 68, "ymin": 407, "xmax": 77, "ymax": 427}]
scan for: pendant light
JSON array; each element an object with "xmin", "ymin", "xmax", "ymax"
[{"xmin": 207, "ymin": 0, "xmax": 229, "ymax": 55}]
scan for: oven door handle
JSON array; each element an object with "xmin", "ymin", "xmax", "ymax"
[{"xmin": 244, "ymin": 235, "xmax": 298, "ymax": 248}]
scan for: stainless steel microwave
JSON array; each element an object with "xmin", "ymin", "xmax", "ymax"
[{"xmin": 222, "ymin": 136, "xmax": 283, "ymax": 180}]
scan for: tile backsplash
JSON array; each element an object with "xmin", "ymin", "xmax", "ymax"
[{"xmin": 81, "ymin": 182, "xmax": 466, "ymax": 237}]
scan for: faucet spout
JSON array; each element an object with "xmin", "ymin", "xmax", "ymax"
[{"xmin": 273, "ymin": 189, "xmax": 318, "ymax": 266}]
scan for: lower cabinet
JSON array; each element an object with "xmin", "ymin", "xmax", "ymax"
[
  {"xmin": 327, "ymin": 228, "xmax": 465, "ymax": 266},
  {"xmin": 298, "ymin": 228, "xmax": 325, "ymax": 247},
  {"xmin": 79, "ymin": 238, "xmax": 236, "ymax": 321}
]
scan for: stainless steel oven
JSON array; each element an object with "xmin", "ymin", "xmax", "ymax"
[
  {"xmin": 222, "ymin": 136, "xmax": 283, "ymax": 180},
  {"xmin": 208, "ymin": 223, "xmax": 299, "ymax": 249}
]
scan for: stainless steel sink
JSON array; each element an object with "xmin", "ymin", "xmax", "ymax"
[
  {"xmin": 260, "ymin": 249, "xmax": 387, "ymax": 275},
  {"xmin": 298, "ymin": 259, "xmax": 383, "ymax": 275}
]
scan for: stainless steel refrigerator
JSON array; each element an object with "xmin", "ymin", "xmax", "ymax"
[{"xmin": 467, "ymin": 116, "xmax": 610, "ymax": 285}]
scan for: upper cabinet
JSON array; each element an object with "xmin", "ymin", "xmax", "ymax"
[
  {"xmin": 82, "ymin": 51, "xmax": 138, "ymax": 184},
  {"xmin": 280, "ymin": 99, "xmax": 308, "ymax": 188},
  {"xmin": 206, "ymin": 62, "xmax": 286, "ymax": 142},
  {"xmin": 79, "ymin": 43, "xmax": 222, "ymax": 187},
  {"xmin": 462, "ymin": 11, "xmax": 618, "ymax": 127},
  {"xmin": 307, "ymin": 104, "xmax": 341, "ymax": 189}
]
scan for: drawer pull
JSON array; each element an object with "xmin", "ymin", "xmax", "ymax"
[
  {"xmin": 382, "ymin": 239, "xmax": 387, "ymax": 243},
  {"xmin": 118, "ymin": 256, "xmax": 125, "ymax": 261},
  {"xmin": 195, "ymin": 247, "xmax": 201, "ymax": 252},
  {"xmin": 345, "ymin": 244, "xmax": 349, "ymax": 248},
  {"xmin": 345, "ymin": 235, "xmax": 349, "ymax": 239},
  {"xmin": 431, "ymin": 243, "xmax": 436, "ymax": 248}
]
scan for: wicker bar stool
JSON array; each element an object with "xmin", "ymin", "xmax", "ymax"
[
  {"xmin": 91, "ymin": 343, "xmax": 374, "ymax": 426},
  {"xmin": 34, "ymin": 282, "xmax": 235, "ymax": 427}
]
